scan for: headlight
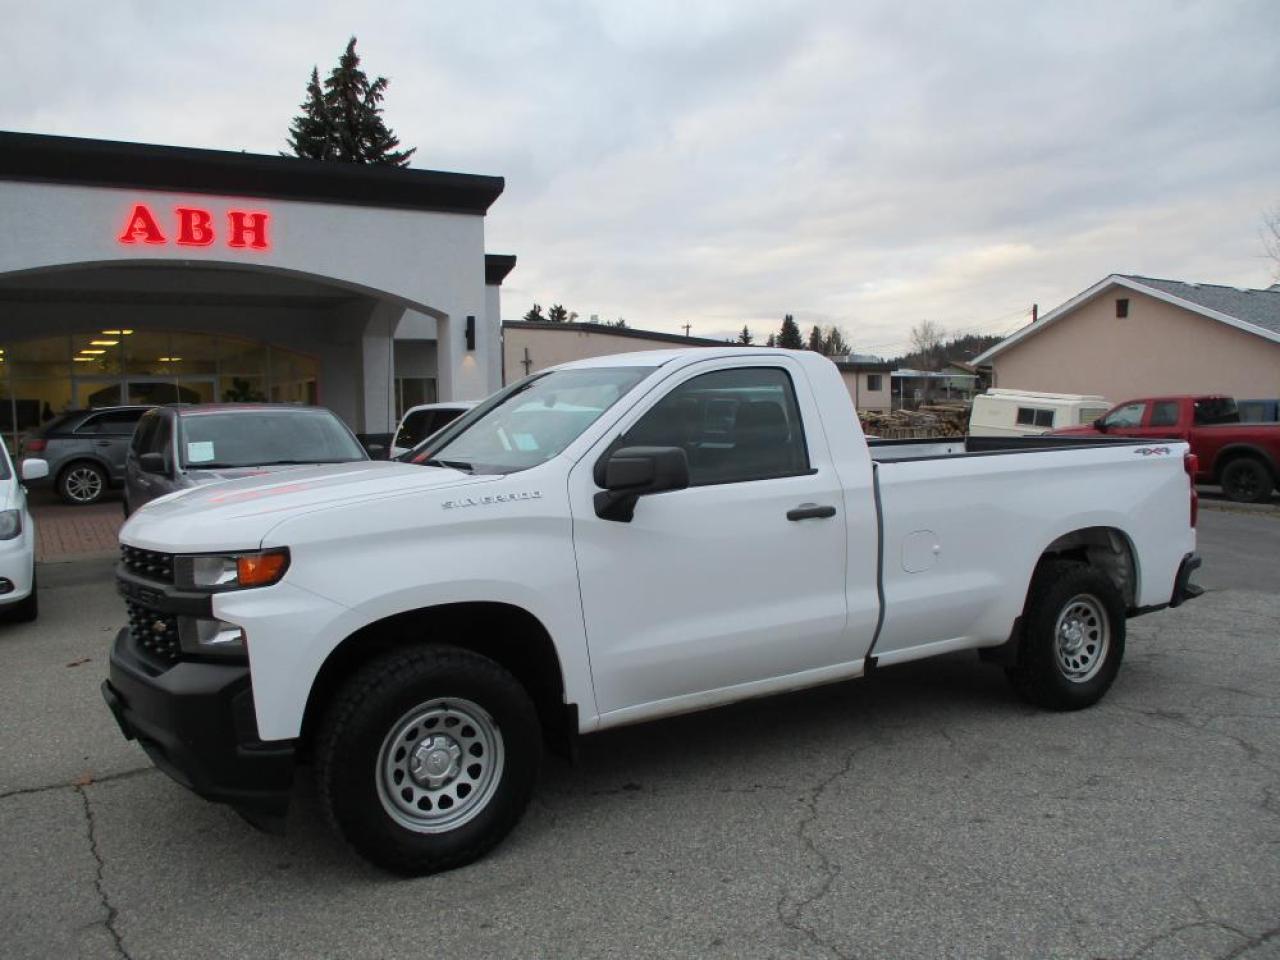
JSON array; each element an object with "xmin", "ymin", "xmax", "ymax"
[
  {"xmin": 0, "ymin": 510, "xmax": 21, "ymax": 540},
  {"xmin": 177, "ymin": 548, "xmax": 290, "ymax": 590}
]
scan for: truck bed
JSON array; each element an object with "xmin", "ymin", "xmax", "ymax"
[{"xmin": 868, "ymin": 434, "xmax": 1159, "ymax": 462}]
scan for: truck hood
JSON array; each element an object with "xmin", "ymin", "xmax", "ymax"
[{"xmin": 121, "ymin": 460, "xmax": 493, "ymax": 552}]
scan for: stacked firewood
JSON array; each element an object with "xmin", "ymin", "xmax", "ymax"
[{"xmin": 858, "ymin": 403, "xmax": 970, "ymax": 439}]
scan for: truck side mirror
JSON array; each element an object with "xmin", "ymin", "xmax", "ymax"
[
  {"xmin": 594, "ymin": 446, "xmax": 689, "ymax": 522},
  {"xmin": 139, "ymin": 452, "xmax": 169, "ymax": 475},
  {"xmin": 1093, "ymin": 418, "xmax": 1108, "ymax": 432}
]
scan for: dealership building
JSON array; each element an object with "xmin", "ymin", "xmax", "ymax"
[{"xmin": 0, "ymin": 131, "xmax": 515, "ymax": 449}]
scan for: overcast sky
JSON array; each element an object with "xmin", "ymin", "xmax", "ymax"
[{"xmin": 6, "ymin": 0, "xmax": 1279, "ymax": 354}]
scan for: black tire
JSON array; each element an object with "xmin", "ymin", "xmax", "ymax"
[
  {"xmin": 1007, "ymin": 560, "xmax": 1125, "ymax": 711},
  {"xmin": 6, "ymin": 567, "xmax": 37, "ymax": 623},
  {"xmin": 1220, "ymin": 457, "xmax": 1273, "ymax": 504},
  {"xmin": 57, "ymin": 461, "xmax": 108, "ymax": 505},
  {"xmin": 315, "ymin": 644, "xmax": 541, "ymax": 876}
]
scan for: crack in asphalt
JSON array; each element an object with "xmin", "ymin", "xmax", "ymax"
[
  {"xmin": 1219, "ymin": 924, "xmax": 1280, "ymax": 958},
  {"xmin": 0, "ymin": 766, "xmax": 155, "ymax": 803},
  {"xmin": 1101, "ymin": 704, "xmax": 1280, "ymax": 778},
  {"xmin": 76, "ymin": 786, "xmax": 131, "ymax": 960},
  {"xmin": 774, "ymin": 747, "xmax": 862, "ymax": 960},
  {"xmin": 1101, "ymin": 919, "xmax": 1252, "ymax": 960}
]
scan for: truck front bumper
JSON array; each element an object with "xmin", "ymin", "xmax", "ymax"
[{"xmin": 102, "ymin": 627, "xmax": 296, "ymax": 826}]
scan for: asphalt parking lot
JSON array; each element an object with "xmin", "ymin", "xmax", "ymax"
[{"xmin": 1, "ymin": 508, "xmax": 1277, "ymax": 960}]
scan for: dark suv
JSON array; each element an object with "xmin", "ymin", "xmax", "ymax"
[
  {"xmin": 124, "ymin": 404, "xmax": 368, "ymax": 516},
  {"xmin": 21, "ymin": 406, "xmax": 152, "ymax": 505}
]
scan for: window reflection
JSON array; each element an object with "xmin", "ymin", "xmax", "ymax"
[{"xmin": 0, "ymin": 332, "xmax": 320, "ymax": 452}]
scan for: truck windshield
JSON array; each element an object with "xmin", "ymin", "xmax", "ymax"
[{"xmin": 405, "ymin": 367, "xmax": 649, "ymax": 474}]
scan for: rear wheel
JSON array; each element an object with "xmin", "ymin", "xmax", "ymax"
[
  {"xmin": 1007, "ymin": 560, "xmax": 1125, "ymax": 710},
  {"xmin": 1220, "ymin": 458, "xmax": 1273, "ymax": 504},
  {"xmin": 315, "ymin": 644, "xmax": 540, "ymax": 875},
  {"xmin": 58, "ymin": 461, "xmax": 107, "ymax": 505}
]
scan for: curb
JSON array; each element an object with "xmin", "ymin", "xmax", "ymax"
[{"xmin": 36, "ymin": 550, "xmax": 119, "ymax": 566}]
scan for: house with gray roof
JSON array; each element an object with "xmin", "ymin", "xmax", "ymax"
[{"xmin": 972, "ymin": 275, "xmax": 1280, "ymax": 404}]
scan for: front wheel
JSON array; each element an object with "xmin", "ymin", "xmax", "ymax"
[
  {"xmin": 315, "ymin": 645, "xmax": 541, "ymax": 875},
  {"xmin": 1007, "ymin": 560, "xmax": 1125, "ymax": 710}
]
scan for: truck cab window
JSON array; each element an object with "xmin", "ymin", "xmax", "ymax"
[
  {"xmin": 623, "ymin": 367, "xmax": 810, "ymax": 486},
  {"xmin": 1193, "ymin": 398, "xmax": 1239, "ymax": 426},
  {"xmin": 1149, "ymin": 402, "xmax": 1180, "ymax": 427}
]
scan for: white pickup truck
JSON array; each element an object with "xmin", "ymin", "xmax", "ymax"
[{"xmin": 103, "ymin": 348, "xmax": 1202, "ymax": 875}]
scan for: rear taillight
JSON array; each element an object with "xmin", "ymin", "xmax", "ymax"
[
  {"xmin": 1184, "ymin": 452, "xmax": 1199, "ymax": 528},
  {"xmin": 24, "ymin": 439, "xmax": 46, "ymax": 454}
]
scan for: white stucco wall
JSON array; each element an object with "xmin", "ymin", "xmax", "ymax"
[{"xmin": 0, "ymin": 180, "xmax": 499, "ymax": 410}]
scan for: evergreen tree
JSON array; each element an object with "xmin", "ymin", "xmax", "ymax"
[
  {"xmin": 737, "ymin": 325, "xmax": 753, "ymax": 345},
  {"xmin": 285, "ymin": 68, "xmax": 338, "ymax": 160},
  {"xmin": 822, "ymin": 326, "xmax": 850, "ymax": 357},
  {"xmin": 807, "ymin": 325, "xmax": 825, "ymax": 352},
  {"xmin": 523, "ymin": 304, "xmax": 545, "ymax": 322},
  {"xmin": 765, "ymin": 334, "xmax": 777, "ymax": 347},
  {"xmin": 285, "ymin": 37, "xmax": 416, "ymax": 166},
  {"xmin": 547, "ymin": 304, "xmax": 569, "ymax": 323},
  {"xmin": 777, "ymin": 314, "xmax": 803, "ymax": 349}
]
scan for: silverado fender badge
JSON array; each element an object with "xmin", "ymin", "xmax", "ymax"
[
  {"xmin": 442, "ymin": 491, "xmax": 543, "ymax": 510},
  {"xmin": 1133, "ymin": 447, "xmax": 1172, "ymax": 456}
]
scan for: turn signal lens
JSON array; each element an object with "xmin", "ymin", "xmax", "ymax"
[{"xmin": 237, "ymin": 549, "xmax": 290, "ymax": 587}]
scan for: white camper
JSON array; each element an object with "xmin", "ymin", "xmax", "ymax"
[{"xmin": 970, "ymin": 389, "xmax": 1112, "ymax": 437}]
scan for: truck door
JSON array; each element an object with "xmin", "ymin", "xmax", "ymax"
[
  {"xmin": 568, "ymin": 357, "xmax": 860, "ymax": 721},
  {"xmin": 1142, "ymin": 399, "xmax": 1187, "ymax": 440}
]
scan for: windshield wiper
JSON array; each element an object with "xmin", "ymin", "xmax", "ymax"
[{"xmin": 420, "ymin": 458, "xmax": 474, "ymax": 472}]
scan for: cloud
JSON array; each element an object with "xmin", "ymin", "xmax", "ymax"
[{"xmin": 4, "ymin": 0, "xmax": 1278, "ymax": 355}]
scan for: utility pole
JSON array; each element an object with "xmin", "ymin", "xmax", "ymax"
[{"xmin": 682, "ymin": 323, "xmax": 692, "ymax": 338}]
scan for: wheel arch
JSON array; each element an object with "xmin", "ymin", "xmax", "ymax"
[
  {"xmin": 299, "ymin": 601, "xmax": 574, "ymax": 760},
  {"xmin": 1213, "ymin": 444, "xmax": 1278, "ymax": 482},
  {"xmin": 1036, "ymin": 525, "xmax": 1138, "ymax": 610}
]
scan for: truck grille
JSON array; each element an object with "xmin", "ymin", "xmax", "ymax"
[
  {"xmin": 125, "ymin": 601, "xmax": 181, "ymax": 664},
  {"xmin": 120, "ymin": 545, "xmax": 175, "ymax": 584}
]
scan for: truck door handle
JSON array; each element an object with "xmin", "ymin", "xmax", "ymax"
[
  {"xmin": 95, "ymin": 440, "xmax": 112, "ymax": 447},
  {"xmin": 787, "ymin": 503, "xmax": 837, "ymax": 521}
]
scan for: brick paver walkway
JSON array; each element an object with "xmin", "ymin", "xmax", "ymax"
[{"xmin": 31, "ymin": 493, "xmax": 123, "ymax": 561}]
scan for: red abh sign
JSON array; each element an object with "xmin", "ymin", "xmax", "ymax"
[{"xmin": 117, "ymin": 203, "xmax": 271, "ymax": 250}]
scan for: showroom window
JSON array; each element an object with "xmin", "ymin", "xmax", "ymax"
[{"xmin": 0, "ymin": 332, "xmax": 319, "ymax": 453}]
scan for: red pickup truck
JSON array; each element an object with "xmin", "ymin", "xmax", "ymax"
[{"xmin": 1053, "ymin": 395, "xmax": 1280, "ymax": 503}]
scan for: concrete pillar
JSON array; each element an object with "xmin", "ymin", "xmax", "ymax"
[
  {"xmin": 486, "ymin": 283, "xmax": 503, "ymax": 388},
  {"xmin": 360, "ymin": 300, "xmax": 405, "ymax": 434}
]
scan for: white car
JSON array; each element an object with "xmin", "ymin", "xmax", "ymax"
[
  {"xmin": 106, "ymin": 348, "xmax": 1201, "ymax": 874},
  {"xmin": 389, "ymin": 402, "xmax": 476, "ymax": 459},
  {"xmin": 0, "ymin": 449, "xmax": 47, "ymax": 622}
]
